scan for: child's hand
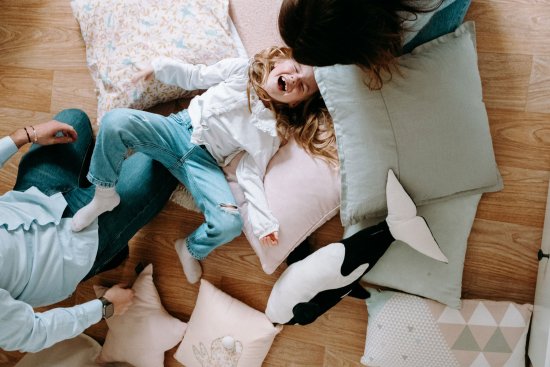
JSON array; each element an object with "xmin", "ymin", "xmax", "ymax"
[
  {"xmin": 260, "ymin": 231, "xmax": 279, "ymax": 246},
  {"xmin": 131, "ymin": 64, "xmax": 154, "ymax": 84}
]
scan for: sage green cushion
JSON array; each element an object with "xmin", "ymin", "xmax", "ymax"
[
  {"xmin": 315, "ymin": 21, "xmax": 502, "ymax": 226},
  {"xmin": 348, "ymin": 193, "xmax": 481, "ymax": 308}
]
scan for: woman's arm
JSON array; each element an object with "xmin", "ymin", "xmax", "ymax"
[
  {"xmin": 10, "ymin": 120, "xmax": 77, "ymax": 149},
  {"xmin": 0, "ymin": 289, "xmax": 102, "ymax": 353},
  {"xmin": 0, "ymin": 120, "xmax": 78, "ymax": 168},
  {"xmin": 0, "ymin": 285, "xmax": 133, "ymax": 353}
]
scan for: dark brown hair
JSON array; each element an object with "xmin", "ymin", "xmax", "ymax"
[
  {"xmin": 278, "ymin": 0, "xmax": 443, "ymax": 89},
  {"xmin": 247, "ymin": 46, "xmax": 338, "ymax": 164}
]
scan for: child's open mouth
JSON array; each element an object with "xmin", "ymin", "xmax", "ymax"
[{"xmin": 278, "ymin": 76, "xmax": 287, "ymax": 92}]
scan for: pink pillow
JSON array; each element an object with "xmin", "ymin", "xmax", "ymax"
[
  {"xmin": 94, "ymin": 264, "xmax": 187, "ymax": 367},
  {"xmin": 229, "ymin": 0, "xmax": 284, "ymax": 56},
  {"xmin": 170, "ymin": 1, "xmax": 341, "ymax": 274},
  {"xmin": 224, "ymin": 139, "xmax": 340, "ymax": 274},
  {"xmin": 174, "ymin": 279, "xmax": 282, "ymax": 366}
]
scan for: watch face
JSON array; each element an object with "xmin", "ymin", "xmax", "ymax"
[
  {"xmin": 100, "ymin": 297, "xmax": 115, "ymax": 319},
  {"xmin": 104, "ymin": 302, "xmax": 115, "ymax": 319}
]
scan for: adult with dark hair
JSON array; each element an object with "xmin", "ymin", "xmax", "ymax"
[
  {"xmin": 0, "ymin": 109, "xmax": 178, "ymax": 352},
  {"xmin": 278, "ymin": 0, "xmax": 472, "ymax": 88}
]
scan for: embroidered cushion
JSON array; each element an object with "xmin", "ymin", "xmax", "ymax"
[{"xmin": 174, "ymin": 279, "xmax": 282, "ymax": 366}]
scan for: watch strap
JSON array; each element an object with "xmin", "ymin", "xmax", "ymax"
[{"xmin": 99, "ymin": 296, "xmax": 114, "ymax": 319}]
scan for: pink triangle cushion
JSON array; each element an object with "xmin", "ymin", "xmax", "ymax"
[{"xmin": 362, "ymin": 289, "xmax": 532, "ymax": 367}]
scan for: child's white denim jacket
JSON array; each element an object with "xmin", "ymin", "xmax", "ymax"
[{"xmin": 152, "ymin": 57, "xmax": 280, "ymax": 239}]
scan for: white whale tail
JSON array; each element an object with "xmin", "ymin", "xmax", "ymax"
[{"xmin": 385, "ymin": 169, "xmax": 448, "ymax": 263}]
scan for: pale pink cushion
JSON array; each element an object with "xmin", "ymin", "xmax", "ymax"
[
  {"xmin": 174, "ymin": 0, "xmax": 341, "ymax": 273},
  {"xmin": 94, "ymin": 264, "xmax": 187, "ymax": 367},
  {"xmin": 174, "ymin": 279, "xmax": 282, "ymax": 366},
  {"xmin": 229, "ymin": 0, "xmax": 284, "ymax": 56},
  {"xmin": 224, "ymin": 139, "xmax": 341, "ymax": 274}
]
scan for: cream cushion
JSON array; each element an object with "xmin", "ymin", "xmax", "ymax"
[{"xmin": 174, "ymin": 279, "xmax": 282, "ymax": 366}]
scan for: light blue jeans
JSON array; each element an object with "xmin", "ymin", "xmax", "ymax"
[
  {"xmin": 14, "ymin": 109, "xmax": 179, "ymax": 279},
  {"xmin": 88, "ymin": 108, "xmax": 242, "ymax": 260}
]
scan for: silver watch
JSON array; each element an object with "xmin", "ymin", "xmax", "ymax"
[{"xmin": 99, "ymin": 296, "xmax": 114, "ymax": 319}]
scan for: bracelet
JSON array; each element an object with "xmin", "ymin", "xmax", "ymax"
[
  {"xmin": 29, "ymin": 125, "xmax": 38, "ymax": 143},
  {"xmin": 23, "ymin": 127, "xmax": 31, "ymax": 143}
]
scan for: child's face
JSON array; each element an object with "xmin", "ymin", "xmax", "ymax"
[{"xmin": 264, "ymin": 59, "xmax": 319, "ymax": 107}]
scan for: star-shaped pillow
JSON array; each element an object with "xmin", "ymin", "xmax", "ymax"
[{"xmin": 94, "ymin": 264, "xmax": 187, "ymax": 367}]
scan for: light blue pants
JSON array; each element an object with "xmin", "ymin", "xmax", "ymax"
[
  {"xmin": 88, "ymin": 108, "xmax": 242, "ymax": 260},
  {"xmin": 14, "ymin": 109, "xmax": 179, "ymax": 278}
]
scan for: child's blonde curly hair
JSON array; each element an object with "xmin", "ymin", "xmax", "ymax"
[{"xmin": 247, "ymin": 46, "xmax": 338, "ymax": 165}]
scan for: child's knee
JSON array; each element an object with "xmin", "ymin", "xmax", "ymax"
[
  {"xmin": 100, "ymin": 108, "xmax": 138, "ymax": 131},
  {"xmin": 219, "ymin": 204, "xmax": 242, "ymax": 240}
]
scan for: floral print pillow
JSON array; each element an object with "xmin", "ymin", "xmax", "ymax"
[{"xmin": 71, "ymin": 0, "xmax": 240, "ymax": 123}]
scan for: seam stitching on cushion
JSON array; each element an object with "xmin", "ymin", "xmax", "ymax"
[{"xmin": 379, "ymin": 90, "xmax": 400, "ymax": 175}]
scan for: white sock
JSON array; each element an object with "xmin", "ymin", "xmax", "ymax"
[
  {"xmin": 175, "ymin": 238, "xmax": 202, "ymax": 284},
  {"xmin": 71, "ymin": 186, "xmax": 120, "ymax": 232},
  {"xmin": 385, "ymin": 170, "xmax": 448, "ymax": 263}
]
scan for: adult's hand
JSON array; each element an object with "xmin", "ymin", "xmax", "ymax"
[
  {"xmin": 10, "ymin": 120, "xmax": 78, "ymax": 148},
  {"xmin": 102, "ymin": 284, "xmax": 135, "ymax": 316}
]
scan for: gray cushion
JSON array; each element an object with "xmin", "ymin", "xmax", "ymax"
[
  {"xmin": 315, "ymin": 21, "xmax": 502, "ymax": 226},
  {"xmin": 351, "ymin": 193, "xmax": 481, "ymax": 308}
]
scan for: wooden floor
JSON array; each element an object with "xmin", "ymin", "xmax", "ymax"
[{"xmin": 1, "ymin": 0, "xmax": 550, "ymax": 366}]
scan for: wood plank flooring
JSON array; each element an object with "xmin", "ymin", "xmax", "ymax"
[{"xmin": 1, "ymin": 0, "xmax": 550, "ymax": 365}]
